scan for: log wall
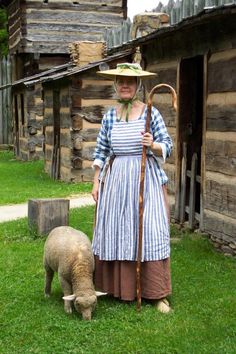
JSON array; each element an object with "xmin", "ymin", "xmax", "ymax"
[
  {"xmin": 204, "ymin": 48, "xmax": 236, "ymax": 255},
  {"xmin": 145, "ymin": 61, "xmax": 178, "ymax": 215},
  {"xmin": 7, "ymin": 0, "xmax": 127, "ymax": 54},
  {"xmin": 141, "ymin": 14, "xmax": 236, "ymax": 254},
  {"xmin": 70, "ymin": 69, "xmax": 117, "ymax": 182},
  {"xmin": 7, "ymin": 0, "xmax": 21, "ymax": 53},
  {"xmin": 13, "ymin": 83, "xmax": 44, "ymax": 160}
]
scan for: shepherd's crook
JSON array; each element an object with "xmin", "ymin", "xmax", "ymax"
[{"xmin": 136, "ymin": 83, "xmax": 177, "ymax": 311}]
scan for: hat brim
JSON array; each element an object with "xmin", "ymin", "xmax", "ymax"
[{"xmin": 97, "ymin": 68, "xmax": 157, "ymax": 79}]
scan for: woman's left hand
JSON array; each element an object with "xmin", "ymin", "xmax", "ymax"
[{"xmin": 141, "ymin": 132, "xmax": 154, "ymax": 147}]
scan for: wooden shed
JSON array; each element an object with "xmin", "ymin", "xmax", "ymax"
[
  {"xmin": 1, "ymin": 0, "xmax": 127, "ymax": 159},
  {"xmin": 108, "ymin": 5, "xmax": 236, "ymax": 254},
  {"xmin": 23, "ymin": 49, "xmax": 134, "ymax": 181}
]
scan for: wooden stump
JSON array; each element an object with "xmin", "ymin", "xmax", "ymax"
[{"xmin": 28, "ymin": 198, "xmax": 69, "ymax": 235}]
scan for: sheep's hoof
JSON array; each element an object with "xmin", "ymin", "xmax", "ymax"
[
  {"xmin": 156, "ymin": 298, "xmax": 171, "ymax": 313},
  {"xmin": 64, "ymin": 306, "xmax": 73, "ymax": 314}
]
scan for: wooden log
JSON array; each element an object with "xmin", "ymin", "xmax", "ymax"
[
  {"xmin": 68, "ymin": 41, "xmax": 106, "ymax": 67},
  {"xmin": 60, "ymin": 146, "xmax": 71, "ymax": 168},
  {"xmin": 205, "ymin": 134, "xmax": 236, "ymax": 176},
  {"xmin": 28, "ymin": 198, "xmax": 69, "ymax": 235},
  {"xmin": 77, "ymin": 142, "xmax": 96, "ymax": 160},
  {"xmin": 154, "ymin": 103, "xmax": 176, "ymax": 128},
  {"xmin": 21, "ymin": 10, "xmax": 123, "ymax": 25},
  {"xmin": 22, "ymin": 1, "xmax": 124, "ymax": 12},
  {"xmin": 207, "ymin": 103, "xmax": 236, "ymax": 132},
  {"xmin": 208, "ymin": 55, "xmax": 236, "ymax": 93},
  {"xmin": 203, "ymin": 209, "xmax": 236, "ymax": 244},
  {"xmin": 60, "ymin": 166, "xmax": 72, "ymax": 182},
  {"xmin": 180, "ymin": 142, "xmax": 187, "ymax": 224},
  {"xmin": 72, "ymin": 114, "xmax": 83, "ymax": 130},
  {"xmin": 79, "ymin": 128, "xmax": 100, "ymax": 142},
  {"xmin": 71, "ymin": 85, "xmax": 115, "ymax": 100},
  {"xmin": 72, "ymin": 106, "xmax": 106, "ymax": 123},
  {"xmin": 60, "ymin": 128, "xmax": 72, "ymax": 148},
  {"xmin": 145, "ymin": 67, "xmax": 177, "ymax": 92},
  {"xmin": 71, "ymin": 167, "xmax": 94, "ymax": 182},
  {"xmin": 205, "ymin": 172, "xmax": 236, "ymax": 219},
  {"xmin": 164, "ymin": 162, "xmax": 175, "ymax": 195}
]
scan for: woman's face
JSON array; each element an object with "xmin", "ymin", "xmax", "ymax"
[{"xmin": 115, "ymin": 76, "xmax": 137, "ymax": 100}]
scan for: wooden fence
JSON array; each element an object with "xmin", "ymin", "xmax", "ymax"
[
  {"xmin": 0, "ymin": 55, "xmax": 12, "ymax": 144},
  {"xmin": 106, "ymin": 0, "xmax": 236, "ymax": 48}
]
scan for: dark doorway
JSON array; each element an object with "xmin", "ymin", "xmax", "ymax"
[{"xmin": 178, "ymin": 56, "xmax": 204, "ymax": 228}]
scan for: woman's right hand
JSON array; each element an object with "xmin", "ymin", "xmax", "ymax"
[{"xmin": 92, "ymin": 179, "xmax": 99, "ymax": 203}]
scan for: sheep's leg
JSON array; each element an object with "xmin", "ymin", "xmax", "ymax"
[
  {"xmin": 58, "ymin": 274, "xmax": 73, "ymax": 314},
  {"xmin": 44, "ymin": 267, "xmax": 54, "ymax": 297}
]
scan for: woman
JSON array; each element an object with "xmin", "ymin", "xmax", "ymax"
[{"xmin": 91, "ymin": 63, "xmax": 173, "ymax": 313}]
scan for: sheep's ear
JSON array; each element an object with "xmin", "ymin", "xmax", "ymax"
[
  {"xmin": 63, "ymin": 294, "xmax": 76, "ymax": 301},
  {"xmin": 95, "ymin": 291, "xmax": 107, "ymax": 297}
]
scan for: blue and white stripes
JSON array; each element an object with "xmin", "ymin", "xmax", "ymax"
[
  {"xmin": 93, "ymin": 106, "xmax": 173, "ymax": 173},
  {"xmin": 92, "ymin": 118, "xmax": 171, "ymax": 262}
]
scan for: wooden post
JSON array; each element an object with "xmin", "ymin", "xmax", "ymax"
[
  {"xmin": 180, "ymin": 142, "xmax": 187, "ymax": 224},
  {"xmin": 28, "ymin": 198, "xmax": 69, "ymax": 235},
  {"xmin": 189, "ymin": 153, "xmax": 198, "ymax": 229}
]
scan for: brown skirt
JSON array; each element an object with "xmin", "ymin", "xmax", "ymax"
[{"xmin": 94, "ymin": 256, "xmax": 171, "ymax": 301}]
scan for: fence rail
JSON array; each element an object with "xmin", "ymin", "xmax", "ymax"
[{"xmin": 0, "ymin": 55, "xmax": 12, "ymax": 144}]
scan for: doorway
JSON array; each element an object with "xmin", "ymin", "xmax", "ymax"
[{"xmin": 178, "ymin": 56, "xmax": 204, "ymax": 228}]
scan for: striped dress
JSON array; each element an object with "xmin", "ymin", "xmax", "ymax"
[{"xmin": 92, "ymin": 109, "xmax": 171, "ymax": 262}]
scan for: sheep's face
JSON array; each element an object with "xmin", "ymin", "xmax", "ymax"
[{"xmin": 74, "ymin": 295, "xmax": 97, "ymax": 320}]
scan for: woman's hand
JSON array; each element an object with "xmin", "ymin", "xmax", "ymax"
[
  {"xmin": 92, "ymin": 179, "xmax": 99, "ymax": 203},
  {"xmin": 141, "ymin": 132, "xmax": 153, "ymax": 147},
  {"xmin": 141, "ymin": 131, "xmax": 163, "ymax": 156},
  {"xmin": 92, "ymin": 166, "xmax": 100, "ymax": 203}
]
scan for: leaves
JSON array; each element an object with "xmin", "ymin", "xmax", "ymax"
[{"xmin": 0, "ymin": 8, "xmax": 8, "ymax": 56}]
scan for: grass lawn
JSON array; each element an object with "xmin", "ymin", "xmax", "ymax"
[
  {"xmin": 0, "ymin": 151, "xmax": 92, "ymax": 205},
  {"xmin": 0, "ymin": 206, "xmax": 235, "ymax": 354}
]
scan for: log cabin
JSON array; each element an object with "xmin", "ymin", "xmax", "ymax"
[
  {"xmin": 1, "ymin": 0, "xmax": 127, "ymax": 160},
  {"xmin": 21, "ymin": 48, "xmax": 135, "ymax": 181},
  {"xmin": 108, "ymin": 4, "xmax": 236, "ymax": 254}
]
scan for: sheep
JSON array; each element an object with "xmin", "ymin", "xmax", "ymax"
[{"xmin": 43, "ymin": 226, "xmax": 106, "ymax": 320}]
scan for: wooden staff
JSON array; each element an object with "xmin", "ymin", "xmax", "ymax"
[{"xmin": 136, "ymin": 83, "xmax": 177, "ymax": 311}]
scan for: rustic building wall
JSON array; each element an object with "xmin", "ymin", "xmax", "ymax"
[
  {"xmin": 70, "ymin": 69, "xmax": 116, "ymax": 182},
  {"xmin": 203, "ymin": 48, "xmax": 236, "ymax": 256},
  {"xmin": 139, "ymin": 9, "xmax": 236, "ymax": 254},
  {"xmin": 7, "ymin": 0, "xmax": 127, "ymax": 54},
  {"xmin": 145, "ymin": 61, "xmax": 178, "ymax": 215},
  {"xmin": 13, "ymin": 83, "xmax": 44, "ymax": 160}
]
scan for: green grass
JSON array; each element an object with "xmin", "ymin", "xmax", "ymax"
[
  {"xmin": 0, "ymin": 206, "xmax": 235, "ymax": 354},
  {"xmin": 0, "ymin": 151, "xmax": 92, "ymax": 205}
]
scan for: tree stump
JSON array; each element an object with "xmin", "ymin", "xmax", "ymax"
[{"xmin": 28, "ymin": 198, "xmax": 69, "ymax": 235}]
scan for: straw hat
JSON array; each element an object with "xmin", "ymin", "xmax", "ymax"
[{"xmin": 97, "ymin": 62, "xmax": 156, "ymax": 79}]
